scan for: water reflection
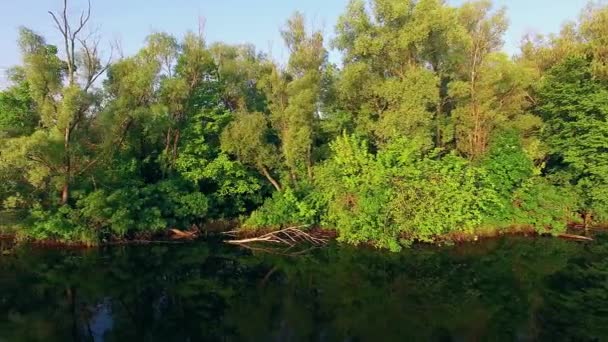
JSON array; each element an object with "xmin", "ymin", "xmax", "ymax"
[{"xmin": 0, "ymin": 235, "xmax": 605, "ymax": 341}]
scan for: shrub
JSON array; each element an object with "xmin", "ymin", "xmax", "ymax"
[
  {"xmin": 315, "ymin": 134, "xmax": 400, "ymax": 250},
  {"xmin": 508, "ymin": 178, "xmax": 579, "ymax": 234},
  {"xmin": 77, "ymin": 179, "xmax": 209, "ymax": 238},
  {"xmin": 24, "ymin": 204, "xmax": 97, "ymax": 245},
  {"xmin": 244, "ymin": 187, "xmax": 317, "ymax": 229},
  {"xmin": 480, "ymin": 131, "xmax": 536, "ymax": 221},
  {"xmin": 390, "ymin": 155, "xmax": 500, "ymax": 243},
  {"xmin": 21, "ymin": 174, "xmax": 211, "ymax": 243},
  {"xmin": 315, "ymin": 134, "xmax": 504, "ymax": 250}
]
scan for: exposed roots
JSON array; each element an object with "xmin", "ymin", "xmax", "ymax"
[{"xmin": 224, "ymin": 226, "xmax": 328, "ymax": 247}]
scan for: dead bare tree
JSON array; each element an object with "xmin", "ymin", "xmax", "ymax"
[
  {"xmin": 78, "ymin": 33, "xmax": 112, "ymax": 91},
  {"xmin": 48, "ymin": 0, "xmax": 91, "ymax": 86},
  {"xmin": 197, "ymin": 14, "xmax": 206, "ymax": 41},
  {"xmin": 49, "ymin": 0, "xmax": 111, "ymax": 90},
  {"xmin": 47, "ymin": 0, "xmax": 111, "ymax": 204}
]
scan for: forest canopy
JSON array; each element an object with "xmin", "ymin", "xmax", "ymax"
[{"xmin": 1, "ymin": 0, "xmax": 608, "ymax": 250}]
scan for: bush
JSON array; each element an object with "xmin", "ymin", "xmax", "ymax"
[
  {"xmin": 77, "ymin": 179, "xmax": 209, "ymax": 238},
  {"xmin": 315, "ymin": 134, "xmax": 400, "ymax": 250},
  {"xmin": 478, "ymin": 132, "xmax": 581, "ymax": 233},
  {"xmin": 20, "ymin": 177, "xmax": 210, "ymax": 243},
  {"xmin": 507, "ymin": 178, "xmax": 579, "ymax": 234},
  {"xmin": 480, "ymin": 131, "xmax": 536, "ymax": 221},
  {"xmin": 390, "ymin": 155, "xmax": 500, "ymax": 243},
  {"xmin": 24, "ymin": 204, "xmax": 97, "ymax": 245},
  {"xmin": 315, "ymin": 134, "xmax": 503, "ymax": 250},
  {"xmin": 244, "ymin": 187, "xmax": 317, "ymax": 229}
]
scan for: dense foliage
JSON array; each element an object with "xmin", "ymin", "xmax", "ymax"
[{"xmin": 1, "ymin": 0, "xmax": 607, "ymax": 249}]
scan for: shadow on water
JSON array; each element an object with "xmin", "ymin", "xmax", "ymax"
[{"xmin": 0, "ymin": 235, "xmax": 606, "ymax": 341}]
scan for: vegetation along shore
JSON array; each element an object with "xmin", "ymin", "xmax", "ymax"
[{"xmin": 1, "ymin": 0, "xmax": 608, "ymax": 251}]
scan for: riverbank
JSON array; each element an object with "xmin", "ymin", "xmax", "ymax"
[
  {"xmin": 226, "ymin": 224, "xmax": 598, "ymax": 250},
  {"xmin": 0, "ymin": 218, "xmax": 239, "ymax": 248},
  {"xmin": 1, "ymin": 220, "xmax": 602, "ymax": 250}
]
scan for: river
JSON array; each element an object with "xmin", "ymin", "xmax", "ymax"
[{"xmin": 0, "ymin": 234, "xmax": 606, "ymax": 341}]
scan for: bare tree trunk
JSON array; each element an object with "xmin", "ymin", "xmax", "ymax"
[
  {"xmin": 49, "ymin": 0, "xmax": 92, "ymax": 205},
  {"xmin": 583, "ymin": 212, "xmax": 591, "ymax": 229},
  {"xmin": 307, "ymin": 164, "xmax": 313, "ymax": 181},
  {"xmin": 262, "ymin": 166, "xmax": 282, "ymax": 192},
  {"xmin": 467, "ymin": 41, "xmax": 481, "ymax": 160},
  {"xmin": 164, "ymin": 127, "xmax": 172, "ymax": 155},
  {"xmin": 61, "ymin": 183, "xmax": 69, "ymax": 205}
]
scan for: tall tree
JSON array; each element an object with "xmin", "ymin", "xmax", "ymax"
[
  {"xmin": 5, "ymin": 11, "xmax": 108, "ymax": 206},
  {"xmin": 0, "ymin": 69, "xmax": 38, "ymax": 139},
  {"xmin": 221, "ymin": 112, "xmax": 282, "ymax": 191},
  {"xmin": 450, "ymin": 0, "xmax": 509, "ymax": 159},
  {"xmin": 46, "ymin": 0, "xmax": 109, "ymax": 203},
  {"xmin": 262, "ymin": 12, "xmax": 327, "ymax": 182},
  {"xmin": 538, "ymin": 56, "xmax": 608, "ymax": 224},
  {"xmin": 580, "ymin": 3, "xmax": 608, "ymax": 80},
  {"xmin": 334, "ymin": 0, "xmax": 464, "ymax": 149}
]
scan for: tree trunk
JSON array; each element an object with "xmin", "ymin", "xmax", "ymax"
[
  {"xmin": 261, "ymin": 166, "xmax": 282, "ymax": 192},
  {"xmin": 583, "ymin": 211, "xmax": 591, "ymax": 229},
  {"xmin": 164, "ymin": 127, "xmax": 172, "ymax": 155},
  {"xmin": 172, "ymin": 129, "xmax": 180, "ymax": 166},
  {"xmin": 61, "ymin": 183, "xmax": 69, "ymax": 205},
  {"xmin": 61, "ymin": 127, "xmax": 71, "ymax": 204},
  {"xmin": 435, "ymin": 101, "xmax": 443, "ymax": 148},
  {"xmin": 307, "ymin": 146, "xmax": 314, "ymax": 180}
]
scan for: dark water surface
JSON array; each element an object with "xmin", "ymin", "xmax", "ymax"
[{"xmin": 0, "ymin": 234, "xmax": 607, "ymax": 341}]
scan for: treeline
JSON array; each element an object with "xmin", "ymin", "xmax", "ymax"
[{"xmin": 1, "ymin": 0, "xmax": 607, "ymax": 250}]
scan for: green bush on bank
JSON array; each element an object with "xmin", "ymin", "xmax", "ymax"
[
  {"xmin": 2, "ymin": 2, "xmax": 607, "ymax": 249},
  {"xmin": 244, "ymin": 187, "xmax": 317, "ymax": 229},
  {"xmin": 20, "ymin": 178, "xmax": 209, "ymax": 245},
  {"xmin": 312, "ymin": 134, "xmax": 500, "ymax": 251},
  {"xmin": 245, "ymin": 132, "xmax": 580, "ymax": 251}
]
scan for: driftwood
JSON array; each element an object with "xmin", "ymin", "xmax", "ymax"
[
  {"xmin": 557, "ymin": 233, "xmax": 594, "ymax": 242},
  {"xmin": 169, "ymin": 229, "xmax": 198, "ymax": 240},
  {"xmin": 224, "ymin": 227, "xmax": 328, "ymax": 247}
]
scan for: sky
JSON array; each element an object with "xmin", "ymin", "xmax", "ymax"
[{"xmin": 0, "ymin": 0, "xmax": 591, "ymax": 87}]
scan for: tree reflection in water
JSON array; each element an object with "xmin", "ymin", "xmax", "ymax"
[{"xmin": 0, "ymin": 235, "xmax": 604, "ymax": 341}]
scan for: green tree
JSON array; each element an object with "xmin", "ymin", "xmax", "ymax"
[
  {"xmin": 450, "ymin": 1, "xmax": 507, "ymax": 159},
  {"xmin": 334, "ymin": 0, "xmax": 459, "ymax": 149},
  {"xmin": 221, "ymin": 112, "xmax": 282, "ymax": 191},
  {"xmin": 0, "ymin": 72, "xmax": 38, "ymax": 138},
  {"xmin": 538, "ymin": 56, "xmax": 608, "ymax": 224},
  {"xmin": 262, "ymin": 12, "xmax": 327, "ymax": 182},
  {"xmin": 1, "ymin": 23, "xmax": 106, "ymax": 212}
]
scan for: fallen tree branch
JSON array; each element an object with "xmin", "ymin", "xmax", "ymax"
[
  {"xmin": 225, "ymin": 226, "xmax": 328, "ymax": 247},
  {"xmin": 557, "ymin": 233, "xmax": 593, "ymax": 242},
  {"xmin": 169, "ymin": 229, "xmax": 198, "ymax": 240}
]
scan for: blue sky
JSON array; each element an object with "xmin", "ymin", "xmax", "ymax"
[{"xmin": 0, "ymin": 0, "xmax": 590, "ymax": 86}]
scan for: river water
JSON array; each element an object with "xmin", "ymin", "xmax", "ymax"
[{"xmin": 0, "ymin": 234, "xmax": 606, "ymax": 341}]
